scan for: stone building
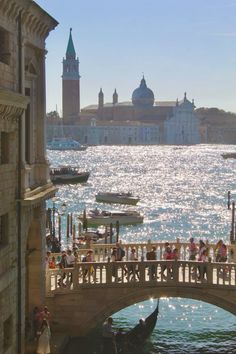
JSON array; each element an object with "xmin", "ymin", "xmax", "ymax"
[
  {"xmin": 62, "ymin": 28, "xmax": 80, "ymax": 125},
  {"xmin": 80, "ymin": 78, "xmax": 200, "ymax": 145},
  {"xmin": 47, "ymin": 32, "xmax": 200, "ymax": 145},
  {"xmin": 0, "ymin": 1, "xmax": 57, "ymax": 353}
]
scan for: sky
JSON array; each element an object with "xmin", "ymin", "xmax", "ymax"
[{"xmin": 35, "ymin": 0, "xmax": 236, "ymax": 115}]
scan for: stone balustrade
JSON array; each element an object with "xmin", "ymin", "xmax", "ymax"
[
  {"xmin": 46, "ymin": 259, "xmax": 236, "ymax": 296},
  {"xmin": 50, "ymin": 240, "xmax": 236, "ymax": 263}
]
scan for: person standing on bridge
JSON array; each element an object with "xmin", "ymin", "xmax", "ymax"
[
  {"xmin": 102, "ymin": 317, "xmax": 117, "ymax": 354},
  {"xmin": 188, "ymin": 237, "xmax": 198, "ymax": 261},
  {"xmin": 197, "ymin": 240, "xmax": 208, "ymax": 280},
  {"xmin": 116, "ymin": 241, "xmax": 125, "ymax": 261}
]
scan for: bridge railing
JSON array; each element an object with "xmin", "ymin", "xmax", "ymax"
[
  {"xmin": 50, "ymin": 241, "xmax": 236, "ymax": 263},
  {"xmin": 46, "ymin": 260, "xmax": 236, "ymax": 296}
]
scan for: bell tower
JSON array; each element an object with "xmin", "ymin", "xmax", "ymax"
[{"xmin": 62, "ymin": 28, "xmax": 80, "ymax": 124}]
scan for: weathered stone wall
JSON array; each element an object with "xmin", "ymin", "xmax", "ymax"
[{"xmin": 0, "ymin": 1, "xmax": 57, "ymax": 353}]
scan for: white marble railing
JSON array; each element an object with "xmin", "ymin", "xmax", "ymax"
[
  {"xmin": 51, "ymin": 241, "xmax": 236, "ymax": 263},
  {"xmin": 46, "ymin": 259, "xmax": 236, "ymax": 296}
]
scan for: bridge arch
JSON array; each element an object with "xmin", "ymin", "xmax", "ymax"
[{"xmin": 47, "ymin": 285, "xmax": 236, "ymax": 336}]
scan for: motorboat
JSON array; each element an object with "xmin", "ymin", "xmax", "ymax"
[
  {"xmin": 221, "ymin": 152, "xmax": 236, "ymax": 159},
  {"xmin": 95, "ymin": 192, "xmax": 140, "ymax": 205},
  {"xmin": 75, "ymin": 226, "xmax": 116, "ymax": 247},
  {"xmin": 79, "ymin": 209, "xmax": 144, "ymax": 226},
  {"xmin": 50, "ymin": 166, "xmax": 90, "ymax": 184},
  {"xmin": 47, "ymin": 137, "xmax": 87, "ymax": 151}
]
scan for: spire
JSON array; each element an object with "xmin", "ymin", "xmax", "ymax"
[
  {"xmin": 66, "ymin": 28, "xmax": 76, "ymax": 59},
  {"xmin": 113, "ymin": 89, "xmax": 118, "ymax": 105},
  {"xmin": 140, "ymin": 75, "xmax": 147, "ymax": 88},
  {"xmin": 98, "ymin": 88, "xmax": 104, "ymax": 108},
  {"xmin": 184, "ymin": 92, "xmax": 187, "ymax": 101}
]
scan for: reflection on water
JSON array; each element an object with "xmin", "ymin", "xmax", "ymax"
[{"xmin": 47, "ymin": 145, "xmax": 236, "ymax": 353}]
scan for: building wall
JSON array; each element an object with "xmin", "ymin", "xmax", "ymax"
[
  {"xmin": 0, "ymin": 1, "xmax": 57, "ymax": 353},
  {"xmin": 47, "ymin": 122, "xmax": 160, "ymax": 146},
  {"xmin": 62, "ymin": 79, "xmax": 80, "ymax": 124}
]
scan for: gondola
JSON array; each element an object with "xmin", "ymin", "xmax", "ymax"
[{"xmin": 116, "ymin": 300, "xmax": 159, "ymax": 352}]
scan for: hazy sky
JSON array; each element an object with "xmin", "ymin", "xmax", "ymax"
[{"xmin": 35, "ymin": 0, "xmax": 236, "ymax": 114}]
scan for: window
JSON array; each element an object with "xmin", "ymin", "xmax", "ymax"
[
  {"xmin": 0, "ymin": 213, "xmax": 8, "ymax": 248},
  {"xmin": 3, "ymin": 315, "xmax": 13, "ymax": 351},
  {"xmin": 0, "ymin": 27, "xmax": 10, "ymax": 65},
  {"xmin": 0, "ymin": 132, "xmax": 9, "ymax": 164}
]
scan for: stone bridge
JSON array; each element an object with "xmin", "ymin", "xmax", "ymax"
[{"xmin": 45, "ymin": 241, "xmax": 236, "ymax": 337}]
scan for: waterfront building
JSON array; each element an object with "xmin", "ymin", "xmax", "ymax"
[
  {"xmin": 80, "ymin": 77, "xmax": 200, "ymax": 145},
  {"xmin": 59, "ymin": 32, "xmax": 200, "ymax": 145},
  {"xmin": 0, "ymin": 1, "xmax": 57, "ymax": 353}
]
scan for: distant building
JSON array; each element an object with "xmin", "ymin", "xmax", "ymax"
[
  {"xmin": 0, "ymin": 1, "xmax": 57, "ymax": 352},
  {"xmin": 52, "ymin": 33, "xmax": 201, "ymax": 145},
  {"xmin": 164, "ymin": 94, "xmax": 200, "ymax": 145},
  {"xmin": 80, "ymin": 77, "xmax": 200, "ymax": 145}
]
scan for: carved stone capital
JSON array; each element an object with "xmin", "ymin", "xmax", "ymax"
[{"xmin": 0, "ymin": 88, "xmax": 29, "ymax": 121}]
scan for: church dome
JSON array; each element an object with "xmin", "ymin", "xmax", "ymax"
[{"xmin": 132, "ymin": 77, "xmax": 154, "ymax": 107}]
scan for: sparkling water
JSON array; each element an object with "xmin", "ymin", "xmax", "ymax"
[{"xmin": 47, "ymin": 145, "xmax": 236, "ymax": 353}]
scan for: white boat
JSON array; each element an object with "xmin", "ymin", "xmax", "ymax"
[
  {"xmin": 47, "ymin": 137, "xmax": 87, "ymax": 151},
  {"xmin": 79, "ymin": 209, "xmax": 144, "ymax": 226},
  {"xmin": 95, "ymin": 192, "xmax": 140, "ymax": 205},
  {"xmin": 50, "ymin": 166, "xmax": 90, "ymax": 184}
]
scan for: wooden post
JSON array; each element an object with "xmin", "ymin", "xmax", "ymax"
[
  {"xmin": 231, "ymin": 201, "xmax": 235, "ymax": 244},
  {"xmin": 116, "ymin": 221, "xmax": 119, "ymax": 243},
  {"xmin": 78, "ymin": 222, "xmax": 82, "ymax": 238},
  {"xmin": 70, "ymin": 213, "xmax": 73, "ymax": 235},
  {"xmin": 230, "ymin": 230, "xmax": 234, "ymax": 244},
  {"xmin": 72, "ymin": 224, "xmax": 76, "ymax": 244},
  {"xmin": 228, "ymin": 191, "xmax": 231, "ymax": 210},
  {"xmin": 105, "ymin": 226, "xmax": 108, "ymax": 244},
  {"xmin": 58, "ymin": 215, "xmax": 61, "ymax": 243},
  {"xmin": 67, "ymin": 214, "xmax": 70, "ymax": 238},
  {"xmin": 83, "ymin": 209, "xmax": 87, "ymax": 231},
  {"xmin": 110, "ymin": 223, "xmax": 113, "ymax": 244}
]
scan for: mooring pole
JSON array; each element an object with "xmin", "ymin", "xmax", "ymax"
[
  {"xmin": 228, "ymin": 191, "xmax": 231, "ymax": 210},
  {"xmin": 231, "ymin": 201, "xmax": 235, "ymax": 243}
]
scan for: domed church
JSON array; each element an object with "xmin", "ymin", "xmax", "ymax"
[
  {"xmin": 60, "ymin": 29, "xmax": 200, "ymax": 145},
  {"xmin": 81, "ymin": 76, "xmax": 200, "ymax": 145},
  {"xmin": 132, "ymin": 76, "xmax": 155, "ymax": 107}
]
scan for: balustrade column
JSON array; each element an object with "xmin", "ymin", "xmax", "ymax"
[
  {"xmin": 172, "ymin": 260, "xmax": 179, "ymax": 282},
  {"xmin": 73, "ymin": 267, "xmax": 79, "ymax": 290},
  {"xmin": 139, "ymin": 260, "xmax": 146, "ymax": 283},
  {"xmin": 207, "ymin": 262, "xmax": 213, "ymax": 284},
  {"xmin": 106, "ymin": 260, "xmax": 112, "ymax": 284}
]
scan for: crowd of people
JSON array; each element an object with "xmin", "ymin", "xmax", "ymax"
[{"xmin": 45, "ymin": 238, "xmax": 232, "ymax": 287}]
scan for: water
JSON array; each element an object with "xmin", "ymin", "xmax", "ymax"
[{"xmin": 47, "ymin": 145, "xmax": 236, "ymax": 353}]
